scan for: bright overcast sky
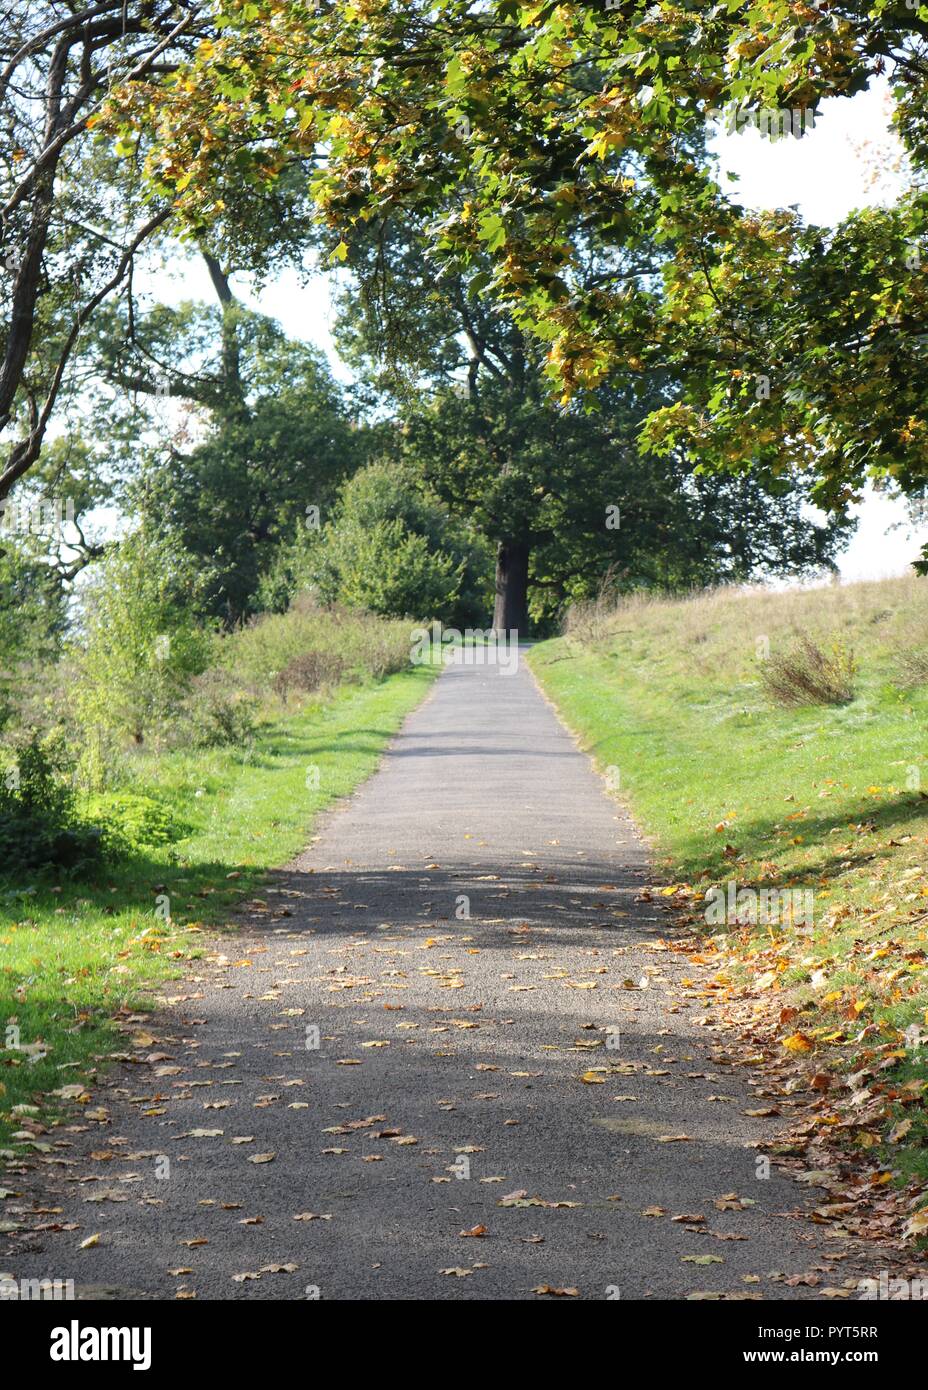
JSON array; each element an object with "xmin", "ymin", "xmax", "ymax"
[
  {"xmin": 711, "ymin": 80, "xmax": 919, "ymax": 582},
  {"xmin": 147, "ymin": 78, "xmax": 921, "ymax": 583}
]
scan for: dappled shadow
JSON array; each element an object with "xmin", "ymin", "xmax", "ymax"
[
  {"xmin": 227, "ymin": 854, "xmax": 665, "ymax": 952},
  {"xmin": 4, "ymin": 892, "xmax": 838, "ymax": 1301},
  {"xmin": 663, "ymin": 789, "xmax": 928, "ymax": 888}
]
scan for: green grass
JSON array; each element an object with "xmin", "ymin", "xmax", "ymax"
[
  {"xmin": 529, "ymin": 576, "xmax": 928, "ymax": 1189},
  {"xmin": 0, "ymin": 665, "xmax": 436, "ymax": 1156}
]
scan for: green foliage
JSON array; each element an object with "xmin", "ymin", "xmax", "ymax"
[
  {"xmin": 329, "ymin": 224, "xmax": 847, "ymax": 631},
  {"xmin": 254, "ymin": 529, "xmax": 321, "ymax": 615},
  {"xmin": 405, "ymin": 377, "xmax": 849, "ymax": 625},
  {"xmin": 104, "ymin": 301, "xmax": 365, "ymax": 626},
  {"xmin": 312, "ymin": 460, "xmax": 493, "ymax": 625},
  {"xmin": 0, "ymin": 542, "xmax": 67, "ymax": 728},
  {"xmin": 75, "ymin": 529, "xmax": 213, "ymax": 759},
  {"xmin": 79, "ymin": 791, "xmax": 193, "ymax": 855},
  {"xmin": 0, "ymin": 732, "xmax": 104, "ymax": 872},
  {"xmin": 133, "ymin": 0, "xmax": 928, "ymax": 567},
  {"xmin": 273, "ymin": 649, "xmax": 346, "ymax": 701},
  {"xmin": 179, "ymin": 669, "xmax": 260, "ymax": 749},
  {"xmin": 640, "ymin": 197, "xmax": 928, "ymax": 526},
  {"xmin": 328, "ymin": 518, "xmax": 463, "ymax": 621},
  {"xmin": 218, "ymin": 595, "xmax": 413, "ymax": 691}
]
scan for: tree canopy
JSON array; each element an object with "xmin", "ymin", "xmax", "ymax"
[{"xmin": 110, "ymin": 0, "xmax": 927, "ymax": 564}]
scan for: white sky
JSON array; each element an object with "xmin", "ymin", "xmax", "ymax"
[
  {"xmin": 149, "ymin": 251, "xmax": 350, "ymax": 380},
  {"xmin": 144, "ymin": 79, "xmax": 921, "ymax": 583},
  {"xmin": 708, "ymin": 80, "xmax": 923, "ymax": 580}
]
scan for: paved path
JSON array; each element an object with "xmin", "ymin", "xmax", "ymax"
[{"xmin": 8, "ymin": 655, "xmax": 843, "ymax": 1300}]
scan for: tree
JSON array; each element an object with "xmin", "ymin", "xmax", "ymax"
[
  {"xmin": 1, "ymin": 433, "xmax": 114, "ymax": 581},
  {"xmin": 333, "ymin": 223, "xmax": 846, "ymax": 632},
  {"xmin": 133, "ymin": 0, "xmax": 928, "ymax": 386},
  {"xmin": 84, "ymin": 261, "xmax": 363, "ymax": 624},
  {"xmin": 134, "ymin": 375, "xmax": 361, "ymax": 625},
  {"xmin": 405, "ymin": 374, "xmax": 850, "ymax": 630},
  {"xmin": 0, "ymin": 3, "xmax": 216, "ymax": 501},
  {"xmin": 312, "ymin": 458, "xmax": 493, "ymax": 625},
  {"xmin": 131, "ymin": 1, "xmax": 928, "ymax": 562},
  {"xmin": 0, "ymin": 539, "xmax": 67, "ymax": 730},
  {"xmin": 0, "ymin": 3, "xmax": 326, "ymax": 508},
  {"xmin": 76, "ymin": 528, "xmax": 211, "ymax": 752},
  {"xmin": 639, "ymin": 196, "xmax": 928, "ymax": 522}
]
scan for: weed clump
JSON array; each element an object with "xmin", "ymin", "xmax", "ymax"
[{"xmin": 760, "ymin": 634, "xmax": 857, "ymax": 707}]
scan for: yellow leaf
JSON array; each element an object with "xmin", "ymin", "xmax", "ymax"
[{"xmin": 905, "ymin": 1207, "xmax": 928, "ymax": 1238}]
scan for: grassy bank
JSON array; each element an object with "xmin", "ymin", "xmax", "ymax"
[
  {"xmin": 0, "ymin": 663, "xmax": 436, "ymax": 1155},
  {"xmin": 530, "ymin": 576, "xmax": 928, "ymax": 1210}
]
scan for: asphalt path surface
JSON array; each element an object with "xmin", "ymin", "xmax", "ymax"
[{"xmin": 7, "ymin": 653, "xmax": 844, "ymax": 1300}]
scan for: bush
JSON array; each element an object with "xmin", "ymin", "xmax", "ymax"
[
  {"xmin": 220, "ymin": 598, "xmax": 411, "ymax": 691},
  {"xmin": 897, "ymin": 651, "xmax": 928, "ymax": 688},
  {"xmin": 0, "ymin": 543, "xmax": 68, "ymax": 716},
  {"xmin": 75, "ymin": 529, "xmax": 213, "ymax": 755},
  {"xmin": 0, "ymin": 733, "xmax": 105, "ymax": 873},
  {"xmin": 178, "ymin": 669, "xmax": 259, "ymax": 749},
  {"xmin": 273, "ymin": 650, "xmax": 346, "ymax": 699},
  {"xmin": 760, "ymin": 634, "xmax": 857, "ymax": 707},
  {"xmin": 893, "ymin": 631, "xmax": 928, "ymax": 688},
  {"xmin": 328, "ymin": 517, "xmax": 464, "ymax": 621},
  {"xmin": 80, "ymin": 791, "xmax": 193, "ymax": 855},
  {"xmin": 312, "ymin": 460, "xmax": 492, "ymax": 625},
  {"xmin": 254, "ymin": 529, "xmax": 322, "ymax": 615}
]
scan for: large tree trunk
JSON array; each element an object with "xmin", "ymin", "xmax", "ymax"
[{"xmin": 493, "ymin": 539, "xmax": 530, "ymax": 636}]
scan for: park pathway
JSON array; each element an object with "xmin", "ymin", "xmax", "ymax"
[{"xmin": 8, "ymin": 653, "xmax": 853, "ymax": 1300}]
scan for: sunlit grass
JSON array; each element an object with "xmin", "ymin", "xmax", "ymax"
[
  {"xmin": 0, "ymin": 666, "xmax": 436, "ymax": 1154},
  {"xmin": 531, "ymin": 574, "xmax": 928, "ymax": 1181}
]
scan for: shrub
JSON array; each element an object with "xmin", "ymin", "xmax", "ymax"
[
  {"xmin": 0, "ymin": 543, "xmax": 67, "ymax": 728},
  {"xmin": 892, "ymin": 625, "xmax": 928, "ymax": 688},
  {"xmin": 178, "ymin": 669, "xmax": 259, "ymax": 749},
  {"xmin": 220, "ymin": 599, "xmax": 411, "ymax": 691},
  {"xmin": 760, "ymin": 634, "xmax": 857, "ymax": 707},
  {"xmin": 326, "ymin": 517, "xmax": 464, "ymax": 622},
  {"xmin": 273, "ymin": 650, "xmax": 346, "ymax": 699},
  {"xmin": 896, "ymin": 649, "xmax": 928, "ymax": 687},
  {"xmin": 359, "ymin": 624, "xmax": 415, "ymax": 680},
  {"xmin": 0, "ymin": 732, "xmax": 105, "ymax": 873},
  {"xmin": 562, "ymin": 583, "xmax": 629, "ymax": 645},
  {"xmin": 80, "ymin": 791, "xmax": 193, "ymax": 855},
  {"xmin": 75, "ymin": 529, "xmax": 213, "ymax": 754},
  {"xmin": 312, "ymin": 460, "xmax": 492, "ymax": 625}
]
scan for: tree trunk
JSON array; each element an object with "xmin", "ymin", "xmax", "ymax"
[
  {"xmin": 201, "ymin": 250, "xmax": 247, "ymax": 420},
  {"xmin": 493, "ymin": 539, "xmax": 530, "ymax": 636}
]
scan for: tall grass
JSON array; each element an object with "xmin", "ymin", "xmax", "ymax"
[
  {"xmin": 216, "ymin": 596, "xmax": 413, "ymax": 694},
  {"xmin": 533, "ymin": 572, "xmax": 928, "ymax": 1186},
  {"xmin": 562, "ymin": 574, "xmax": 925, "ymax": 697}
]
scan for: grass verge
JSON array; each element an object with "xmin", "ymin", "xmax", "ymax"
[
  {"xmin": 530, "ymin": 576, "xmax": 928, "ymax": 1240},
  {"xmin": 0, "ymin": 665, "xmax": 436, "ymax": 1156}
]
